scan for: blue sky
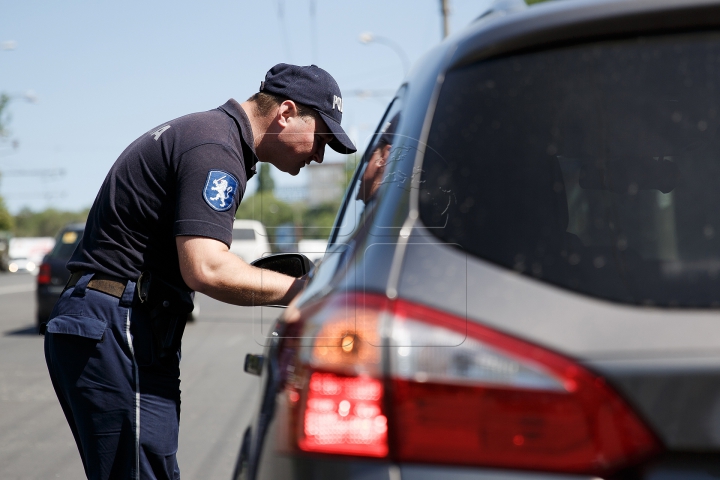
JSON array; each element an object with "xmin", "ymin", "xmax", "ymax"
[{"xmin": 0, "ymin": 0, "xmax": 492, "ymax": 213}]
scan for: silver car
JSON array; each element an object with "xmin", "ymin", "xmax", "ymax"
[{"xmin": 237, "ymin": 0, "xmax": 720, "ymax": 478}]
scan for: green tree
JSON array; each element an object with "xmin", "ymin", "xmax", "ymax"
[
  {"xmin": 0, "ymin": 189, "xmax": 13, "ymax": 231},
  {"xmin": 303, "ymin": 202, "xmax": 341, "ymax": 239},
  {"xmin": 235, "ymin": 191, "xmax": 293, "ymax": 243},
  {"xmin": 525, "ymin": 0, "xmax": 552, "ymax": 4},
  {"xmin": 0, "ymin": 94, "xmax": 14, "ymax": 231},
  {"xmin": 13, "ymin": 207, "xmax": 89, "ymax": 237},
  {"xmin": 257, "ymin": 163, "xmax": 275, "ymax": 193}
]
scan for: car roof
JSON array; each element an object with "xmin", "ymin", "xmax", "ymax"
[
  {"xmin": 233, "ymin": 219, "xmax": 265, "ymax": 229},
  {"xmin": 62, "ymin": 223, "xmax": 85, "ymax": 232},
  {"xmin": 449, "ymin": 0, "xmax": 720, "ymax": 70}
]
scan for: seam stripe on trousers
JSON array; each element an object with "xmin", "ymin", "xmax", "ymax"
[{"xmin": 125, "ymin": 309, "xmax": 141, "ymax": 480}]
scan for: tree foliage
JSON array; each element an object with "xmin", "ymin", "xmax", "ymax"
[
  {"xmin": 257, "ymin": 163, "xmax": 275, "ymax": 193},
  {"xmin": 525, "ymin": 0, "xmax": 552, "ymax": 4},
  {"xmin": 13, "ymin": 207, "xmax": 89, "ymax": 237},
  {"xmin": 302, "ymin": 202, "xmax": 341, "ymax": 239},
  {"xmin": 0, "ymin": 194, "xmax": 13, "ymax": 232},
  {"xmin": 237, "ymin": 156, "xmax": 359, "ymax": 245},
  {"xmin": 0, "ymin": 95, "xmax": 13, "ymax": 231},
  {"xmin": 235, "ymin": 191, "xmax": 294, "ymax": 243}
]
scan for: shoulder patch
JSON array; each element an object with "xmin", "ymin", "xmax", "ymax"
[{"xmin": 203, "ymin": 170, "xmax": 239, "ymax": 211}]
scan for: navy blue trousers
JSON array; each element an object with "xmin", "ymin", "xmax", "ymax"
[{"xmin": 44, "ymin": 273, "xmax": 181, "ymax": 480}]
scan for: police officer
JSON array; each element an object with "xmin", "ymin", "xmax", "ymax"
[{"xmin": 43, "ymin": 64, "xmax": 356, "ymax": 480}]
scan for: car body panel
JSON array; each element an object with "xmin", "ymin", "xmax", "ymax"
[
  {"xmin": 401, "ymin": 464, "xmax": 595, "ymax": 480},
  {"xmin": 451, "ymin": 0, "xmax": 720, "ymax": 69},
  {"xmin": 588, "ymin": 358, "xmax": 720, "ymax": 450}
]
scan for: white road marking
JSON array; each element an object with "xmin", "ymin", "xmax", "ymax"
[{"xmin": 0, "ymin": 284, "xmax": 35, "ymax": 295}]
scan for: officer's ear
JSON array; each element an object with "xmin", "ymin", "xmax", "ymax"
[{"xmin": 276, "ymin": 100, "xmax": 299, "ymax": 127}]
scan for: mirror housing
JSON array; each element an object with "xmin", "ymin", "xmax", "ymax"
[
  {"xmin": 250, "ymin": 253, "xmax": 314, "ymax": 278},
  {"xmin": 244, "ymin": 353, "xmax": 264, "ymax": 376}
]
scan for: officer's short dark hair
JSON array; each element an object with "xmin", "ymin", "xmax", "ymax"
[{"xmin": 248, "ymin": 92, "xmax": 317, "ymax": 120}]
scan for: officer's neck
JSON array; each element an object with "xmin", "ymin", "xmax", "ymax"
[{"xmin": 240, "ymin": 101, "xmax": 271, "ymax": 151}]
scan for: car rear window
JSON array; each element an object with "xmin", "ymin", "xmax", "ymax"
[
  {"xmin": 420, "ymin": 31, "xmax": 720, "ymax": 307},
  {"xmin": 48, "ymin": 229, "xmax": 83, "ymax": 260},
  {"xmin": 232, "ymin": 228, "xmax": 256, "ymax": 241}
]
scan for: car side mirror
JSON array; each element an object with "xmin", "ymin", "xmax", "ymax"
[
  {"xmin": 244, "ymin": 353, "xmax": 264, "ymax": 376},
  {"xmin": 250, "ymin": 253, "xmax": 314, "ymax": 278}
]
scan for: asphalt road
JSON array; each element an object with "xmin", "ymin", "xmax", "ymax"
[{"xmin": 0, "ymin": 272, "xmax": 280, "ymax": 479}]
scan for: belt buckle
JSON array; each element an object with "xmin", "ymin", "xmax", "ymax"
[{"xmin": 137, "ymin": 271, "xmax": 152, "ymax": 303}]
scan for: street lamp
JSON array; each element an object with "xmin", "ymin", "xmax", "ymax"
[{"xmin": 358, "ymin": 32, "xmax": 410, "ymax": 77}]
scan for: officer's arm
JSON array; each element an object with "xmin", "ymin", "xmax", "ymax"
[{"xmin": 176, "ymin": 235, "xmax": 305, "ymax": 306}]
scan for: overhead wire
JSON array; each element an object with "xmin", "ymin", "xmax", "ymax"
[{"xmin": 277, "ymin": 0, "xmax": 293, "ymax": 62}]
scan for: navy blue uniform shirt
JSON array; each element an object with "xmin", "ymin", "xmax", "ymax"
[{"xmin": 68, "ymin": 99, "xmax": 258, "ymax": 291}]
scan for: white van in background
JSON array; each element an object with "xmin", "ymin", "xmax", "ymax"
[
  {"xmin": 297, "ymin": 239, "xmax": 328, "ymax": 264},
  {"xmin": 229, "ymin": 220, "xmax": 271, "ymax": 263}
]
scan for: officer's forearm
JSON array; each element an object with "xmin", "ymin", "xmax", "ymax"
[
  {"xmin": 176, "ymin": 235, "xmax": 304, "ymax": 306},
  {"xmin": 198, "ymin": 265, "xmax": 304, "ymax": 306}
]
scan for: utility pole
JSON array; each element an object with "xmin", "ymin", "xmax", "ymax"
[
  {"xmin": 309, "ymin": 0, "xmax": 318, "ymax": 63},
  {"xmin": 440, "ymin": 0, "xmax": 450, "ymax": 39}
]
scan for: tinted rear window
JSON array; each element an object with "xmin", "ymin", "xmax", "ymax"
[
  {"xmin": 49, "ymin": 229, "xmax": 83, "ymax": 260},
  {"xmin": 232, "ymin": 228, "xmax": 256, "ymax": 241},
  {"xmin": 420, "ymin": 32, "xmax": 720, "ymax": 307}
]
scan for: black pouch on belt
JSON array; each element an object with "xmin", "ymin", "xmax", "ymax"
[{"xmin": 137, "ymin": 271, "xmax": 194, "ymax": 359}]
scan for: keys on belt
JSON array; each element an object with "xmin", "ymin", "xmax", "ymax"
[{"xmin": 65, "ymin": 271, "xmax": 127, "ymax": 299}]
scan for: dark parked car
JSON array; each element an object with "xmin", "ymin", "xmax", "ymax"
[
  {"xmin": 36, "ymin": 223, "xmax": 199, "ymax": 325},
  {"xmin": 36, "ymin": 223, "xmax": 84, "ymax": 325},
  {"xmin": 237, "ymin": 0, "xmax": 720, "ymax": 478}
]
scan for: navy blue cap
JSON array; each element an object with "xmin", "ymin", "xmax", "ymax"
[{"xmin": 260, "ymin": 63, "xmax": 357, "ymax": 154}]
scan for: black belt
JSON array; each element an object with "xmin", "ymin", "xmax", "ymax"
[{"xmin": 66, "ymin": 271, "xmax": 128, "ymax": 299}]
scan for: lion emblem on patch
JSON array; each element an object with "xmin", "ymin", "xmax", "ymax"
[{"xmin": 203, "ymin": 170, "xmax": 239, "ymax": 211}]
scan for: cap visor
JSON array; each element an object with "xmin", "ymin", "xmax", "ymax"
[{"xmin": 318, "ymin": 111, "xmax": 357, "ymax": 154}]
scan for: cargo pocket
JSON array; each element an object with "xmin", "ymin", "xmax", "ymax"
[{"xmin": 46, "ymin": 289, "xmax": 107, "ymax": 340}]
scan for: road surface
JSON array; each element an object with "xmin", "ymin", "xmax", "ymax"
[{"xmin": 0, "ymin": 272, "xmax": 280, "ymax": 479}]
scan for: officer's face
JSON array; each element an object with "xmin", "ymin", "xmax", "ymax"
[{"xmin": 268, "ymin": 106, "xmax": 332, "ymax": 176}]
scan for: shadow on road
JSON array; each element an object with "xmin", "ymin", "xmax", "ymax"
[{"xmin": 5, "ymin": 325, "xmax": 40, "ymax": 336}]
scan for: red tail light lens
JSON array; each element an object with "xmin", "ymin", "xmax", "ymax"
[
  {"xmin": 283, "ymin": 292, "xmax": 661, "ymax": 474},
  {"xmin": 37, "ymin": 263, "xmax": 52, "ymax": 285},
  {"xmin": 299, "ymin": 372, "xmax": 387, "ymax": 456},
  {"xmin": 388, "ymin": 300, "xmax": 662, "ymax": 473}
]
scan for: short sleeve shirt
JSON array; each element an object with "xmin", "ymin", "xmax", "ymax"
[{"xmin": 67, "ymin": 99, "xmax": 258, "ymax": 291}]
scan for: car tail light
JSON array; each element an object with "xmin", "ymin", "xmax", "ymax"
[
  {"xmin": 299, "ymin": 372, "xmax": 387, "ymax": 456},
  {"xmin": 388, "ymin": 300, "xmax": 661, "ymax": 473},
  {"xmin": 285, "ymin": 294, "xmax": 388, "ymax": 458},
  {"xmin": 282, "ymin": 292, "xmax": 662, "ymax": 475},
  {"xmin": 37, "ymin": 262, "xmax": 52, "ymax": 285}
]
